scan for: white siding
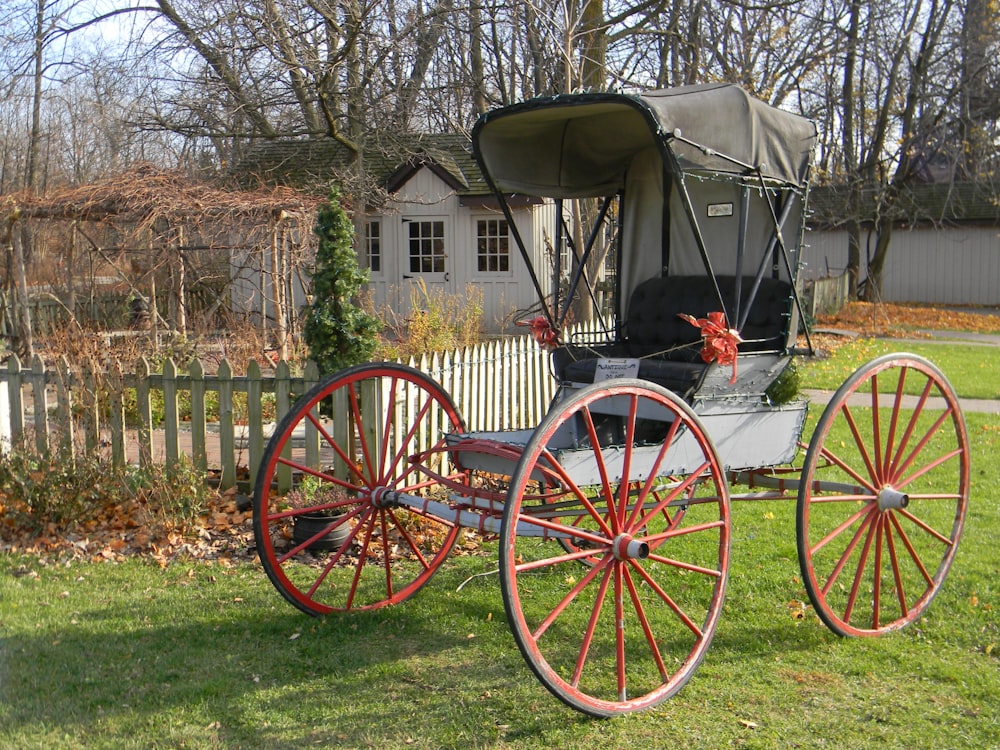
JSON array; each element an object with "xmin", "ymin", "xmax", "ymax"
[
  {"xmin": 801, "ymin": 225, "xmax": 1000, "ymax": 306},
  {"xmin": 362, "ymin": 166, "xmax": 556, "ymax": 333}
]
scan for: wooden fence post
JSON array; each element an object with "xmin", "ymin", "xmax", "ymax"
[
  {"xmin": 30, "ymin": 355, "xmax": 49, "ymax": 456},
  {"xmin": 247, "ymin": 360, "xmax": 264, "ymax": 485},
  {"xmin": 6, "ymin": 355, "xmax": 24, "ymax": 447},
  {"xmin": 162, "ymin": 359, "xmax": 179, "ymax": 470},
  {"xmin": 217, "ymin": 359, "xmax": 235, "ymax": 490},
  {"xmin": 189, "ymin": 359, "xmax": 208, "ymax": 474},
  {"xmin": 82, "ymin": 365, "xmax": 100, "ymax": 457},
  {"xmin": 274, "ymin": 360, "xmax": 292, "ymax": 492},
  {"xmin": 55, "ymin": 356, "xmax": 75, "ymax": 460},
  {"xmin": 109, "ymin": 361, "xmax": 126, "ymax": 468},
  {"xmin": 135, "ymin": 357, "xmax": 153, "ymax": 467}
]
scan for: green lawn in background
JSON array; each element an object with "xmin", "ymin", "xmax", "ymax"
[
  {"xmin": 2, "ymin": 409, "xmax": 997, "ymax": 750},
  {"xmin": 799, "ymin": 337, "xmax": 1000, "ymax": 399}
]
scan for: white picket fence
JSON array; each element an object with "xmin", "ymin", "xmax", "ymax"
[{"xmin": 0, "ymin": 321, "xmax": 614, "ymax": 490}]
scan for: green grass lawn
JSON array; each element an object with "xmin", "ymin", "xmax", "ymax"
[
  {"xmin": 800, "ymin": 337, "xmax": 1000, "ymax": 399},
  {"xmin": 2, "ymin": 334, "xmax": 997, "ymax": 748},
  {"xmin": 2, "ymin": 409, "xmax": 998, "ymax": 749}
]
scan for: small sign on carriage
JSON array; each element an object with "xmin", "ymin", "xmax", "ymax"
[{"xmin": 593, "ymin": 357, "xmax": 640, "ymax": 382}]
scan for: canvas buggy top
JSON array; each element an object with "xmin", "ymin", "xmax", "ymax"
[{"xmin": 472, "ymin": 83, "xmax": 818, "ymax": 398}]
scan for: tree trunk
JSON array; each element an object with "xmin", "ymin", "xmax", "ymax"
[
  {"xmin": 863, "ymin": 221, "xmax": 892, "ymax": 303},
  {"xmin": 11, "ymin": 225, "xmax": 34, "ymax": 360},
  {"xmin": 841, "ymin": 0, "xmax": 861, "ymax": 298}
]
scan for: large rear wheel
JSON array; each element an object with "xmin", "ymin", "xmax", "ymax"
[{"xmin": 798, "ymin": 354, "xmax": 969, "ymax": 637}]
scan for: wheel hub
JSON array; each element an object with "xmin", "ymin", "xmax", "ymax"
[
  {"xmin": 877, "ymin": 485, "xmax": 909, "ymax": 511},
  {"xmin": 612, "ymin": 534, "xmax": 649, "ymax": 561},
  {"xmin": 371, "ymin": 486, "xmax": 398, "ymax": 508}
]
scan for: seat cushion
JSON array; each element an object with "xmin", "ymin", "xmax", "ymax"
[
  {"xmin": 553, "ymin": 274, "xmax": 792, "ymax": 393},
  {"xmin": 626, "ymin": 275, "xmax": 792, "ymax": 357}
]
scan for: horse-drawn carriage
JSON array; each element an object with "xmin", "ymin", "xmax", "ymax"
[{"xmin": 252, "ymin": 84, "xmax": 969, "ymax": 717}]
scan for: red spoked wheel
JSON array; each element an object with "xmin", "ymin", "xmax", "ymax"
[
  {"xmin": 798, "ymin": 353, "xmax": 969, "ymax": 637},
  {"xmin": 252, "ymin": 363, "xmax": 466, "ymax": 615},
  {"xmin": 500, "ymin": 379, "xmax": 730, "ymax": 717}
]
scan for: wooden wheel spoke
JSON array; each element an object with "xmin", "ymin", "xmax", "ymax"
[
  {"xmin": 842, "ymin": 403, "xmax": 881, "ymax": 486},
  {"xmin": 645, "ymin": 553, "xmax": 723, "ymax": 578},
  {"xmin": 345, "ymin": 382, "xmax": 378, "ymax": 481},
  {"xmin": 378, "ymin": 510, "xmax": 395, "ymax": 599},
  {"xmin": 514, "ymin": 540, "xmax": 610, "ymax": 573},
  {"xmin": 623, "ymin": 563, "xmax": 670, "ymax": 681},
  {"xmin": 888, "ymin": 511, "xmax": 936, "ymax": 587},
  {"xmin": 579, "ymin": 407, "xmax": 619, "ymax": 531},
  {"xmin": 345, "ymin": 510, "xmax": 379, "ymax": 609},
  {"xmin": 529, "ymin": 558, "xmax": 612, "ymax": 643},
  {"xmin": 382, "ymin": 393, "xmax": 437, "ymax": 483},
  {"xmin": 869, "ymin": 375, "xmax": 884, "ymax": 479},
  {"xmin": 276, "ymin": 502, "xmax": 367, "ymax": 564},
  {"xmin": 818, "ymin": 508, "xmax": 877, "ymax": 596},
  {"xmin": 616, "ymin": 397, "xmax": 640, "ymax": 530},
  {"xmin": 895, "ymin": 505, "xmax": 957, "ymax": 548},
  {"xmin": 630, "ymin": 559, "xmax": 705, "ymax": 638},
  {"xmin": 632, "ymin": 461, "xmax": 711, "ymax": 534},
  {"xmin": 891, "ymin": 407, "xmax": 957, "ymax": 486},
  {"xmin": 627, "ymin": 418, "xmax": 684, "ymax": 530},
  {"xmin": 886, "ymin": 379, "xmax": 936, "ymax": 479},
  {"xmin": 842, "ymin": 512, "xmax": 880, "ymax": 625},
  {"xmin": 532, "ymin": 448, "xmax": 617, "ymax": 539},
  {"xmin": 819, "ymin": 438, "xmax": 878, "ymax": 494},
  {"xmin": 881, "ymin": 369, "xmax": 909, "ymax": 479},
  {"xmin": 872, "ymin": 515, "xmax": 885, "ymax": 630},
  {"xmin": 569, "ymin": 565, "xmax": 613, "ymax": 689},
  {"xmin": 303, "ymin": 411, "xmax": 372, "ymax": 486},
  {"xmin": 811, "ymin": 501, "xmax": 875, "ymax": 556},
  {"xmin": 883, "ymin": 519, "xmax": 910, "ymax": 619},
  {"xmin": 385, "ymin": 507, "xmax": 432, "ymax": 571}
]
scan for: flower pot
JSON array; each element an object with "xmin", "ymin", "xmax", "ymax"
[{"xmin": 292, "ymin": 512, "xmax": 350, "ymax": 551}]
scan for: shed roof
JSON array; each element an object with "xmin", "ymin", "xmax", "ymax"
[
  {"xmin": 235, "ymin": 133, "xmax": 488, "ymax": 197},
  {"xmin": 808, "ymin": 181, "xmax": 1000, "ymax": 228}
]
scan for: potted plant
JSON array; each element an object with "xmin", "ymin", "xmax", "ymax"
[{"xmin": 286, "ymin": 477, "xmax": 352, "ymax": 552}]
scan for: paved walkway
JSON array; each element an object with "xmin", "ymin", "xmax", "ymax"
[{"xmin": 805, "ymin": 325, "xmax": 1000, "ymax": 414}]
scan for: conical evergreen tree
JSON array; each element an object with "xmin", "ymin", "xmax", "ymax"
[{"xmin": 303, "ymin": 188, "xmax": 380, "ymax": 374}]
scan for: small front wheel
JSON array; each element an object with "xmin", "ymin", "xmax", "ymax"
[
  {"xmin": 798, "ymin": 354, "xmax": 970, "ymax": 637},
  {"xmin": 500, "ymin": 380, "xmax": 730, "ymax": 717},
  {"xmin": 253, "ymin": 363, "xmax": 466, "ymax": 615}
]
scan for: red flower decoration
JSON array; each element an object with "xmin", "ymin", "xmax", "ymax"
[
  {"xmin": 678, "ymin": 311, "xmax": 743, "ymax": 383},
  {"xmin": 517, "ymin": 315, "xmax": 559, "ymax": 350}
]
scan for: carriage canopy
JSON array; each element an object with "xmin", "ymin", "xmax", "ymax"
[
  {"xmin": 473, "ymin": 84, "xmax": 818, "ymax": 338},
  {"xmin": 473, "ymin": 83, "xmax": 816, "ymax": 198}
]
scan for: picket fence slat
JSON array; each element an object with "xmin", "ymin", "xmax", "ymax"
[{"xmin": 0, "ymin": 325, "xmax": 601, "ymax": 492}]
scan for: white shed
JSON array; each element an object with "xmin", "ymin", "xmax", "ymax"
[{"xmin": 236, "ymin": 135, "xmax": 557, "ymax": 333}]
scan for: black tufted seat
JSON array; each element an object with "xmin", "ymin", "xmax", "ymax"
[{"xmin": 558, "ymin": 275, "xmax": 792, "ymax": 393}]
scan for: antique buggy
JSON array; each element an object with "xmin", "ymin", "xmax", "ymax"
[{"xmin": 252, "ymin": 84, "xmax": 970, "ymax": 717}]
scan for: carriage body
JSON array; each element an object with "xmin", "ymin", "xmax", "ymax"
[
  {"xmin": 252, "ymin": 86, "xmax": 970, "ymax": 718},
  {"xmin": 470, "ymin": 84, "xmax": 816, "ymax": 473}
]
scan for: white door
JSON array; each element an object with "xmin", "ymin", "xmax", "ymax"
[{"xmin": 399, "ymin": 216, "xmax": 455, "ymax": 308}]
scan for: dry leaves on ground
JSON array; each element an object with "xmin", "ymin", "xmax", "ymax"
[
  {"xmin": 817, "ymin": 301, "xmax": 1000, "ymax": 338},
  {"xmin": 1, "ymin": 487, "xmax": 256, "ymax": 567}
]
